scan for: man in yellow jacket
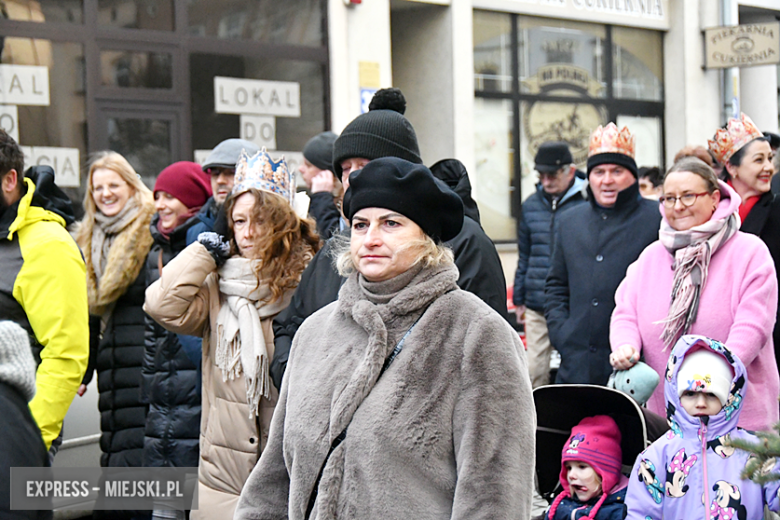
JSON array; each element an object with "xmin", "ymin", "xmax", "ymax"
[{"xmin": 0, "ymin": 129, "xmax": 88, "ymax": 450}]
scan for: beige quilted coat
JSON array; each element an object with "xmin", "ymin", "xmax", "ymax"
[{"xmin": 144, "ymin": 242, "xmax": 289, "ymax": 520}]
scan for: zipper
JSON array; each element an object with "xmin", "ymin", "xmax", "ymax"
[{"xmin": 700, "ymin": 420, "xmax": 710, "ymax": 520}]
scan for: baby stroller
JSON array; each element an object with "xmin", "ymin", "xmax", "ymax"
[{"xmin": 534, "ymin": 384, "xmax": 669, "ymax": 503}]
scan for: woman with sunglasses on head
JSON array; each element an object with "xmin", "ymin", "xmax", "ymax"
[{"xmin": 609, "ymin": 156, "xmax": 778, "ymax": 432}]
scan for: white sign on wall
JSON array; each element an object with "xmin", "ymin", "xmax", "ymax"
[
  {"xmin": 704, "ymin": 22, "xmax": 780, "ymax": 69},
  {"xmin": 21, "ymin": 146, "xmax": 80, "ymax": 188},
  {"xmin": 240, "ymin": 115, "xmax": 276, "ymax": 150},
  {"xmin": 0, "ymin": 65, "xmax": 50, "ymax": 106},
  {"xmin": 0, "ymin": 105, "xmax": 19, "ymax": 142},
  {"xmin": 214, "ymin": 77, "xmax": 300, "ymax": 117},
  {"xmin": 472, "ymin": 0, "xmax": 669, "ymax": 30}
]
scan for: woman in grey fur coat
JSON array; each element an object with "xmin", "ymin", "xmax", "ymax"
[{"xmin": 234, "ymin": 157, "xmax": 536, "ymax": 520}]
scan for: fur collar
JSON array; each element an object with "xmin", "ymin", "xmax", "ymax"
[{"xmin": 82, "ymin": 201, "xmax": 155, "ymax": 315}]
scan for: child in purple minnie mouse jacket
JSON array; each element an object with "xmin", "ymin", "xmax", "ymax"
[
  {"xmin": 625, "ymin": 335, "xmax": 780, "ymax": 520},
  {"xmin": 546, "ymin": 415, "xmax": 629, "ymax": 520}
]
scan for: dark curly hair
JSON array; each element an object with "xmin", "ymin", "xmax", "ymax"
[
  {"xmin": 225, "ymin": 188, "xmax": 321, "ymax": 304},
  {"xmin": 0, "ymin": 129, "xmax": 24, "ymax": 193}
]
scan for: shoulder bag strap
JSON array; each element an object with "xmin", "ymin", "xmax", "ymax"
[{"xmin": 304, "ymin": 304, "xmax": 431, "ymax": 519}]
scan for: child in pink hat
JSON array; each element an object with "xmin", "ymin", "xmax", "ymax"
[{"xmin": 546, "ymin": 415, "xmax": 628, "ymax": 520}]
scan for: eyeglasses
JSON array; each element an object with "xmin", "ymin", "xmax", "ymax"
[
  {"xmin": 205, "ymin": 167, "xmax": 235, "ymax": 177},
  {"xmin": 659, "ymin": 192, "xmax": 710, "ymax": 209}
]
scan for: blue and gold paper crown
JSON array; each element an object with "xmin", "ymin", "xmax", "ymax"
[{"xmin": 232, "ymin": 148, "xmax": 295, "ymax": 205}]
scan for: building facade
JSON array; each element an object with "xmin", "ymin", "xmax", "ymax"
[{"xmin": 0, "ymin": 0, "xmax": 777, "ymax": 242}]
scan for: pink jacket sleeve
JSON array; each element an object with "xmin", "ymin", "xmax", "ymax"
[
  {"xmin": 610, "ymin": 257, "xmax": 644, "ymax": 356},
  {"xmin": 724, "ymin": 239, "xmax": 778, "ymax": 366}
]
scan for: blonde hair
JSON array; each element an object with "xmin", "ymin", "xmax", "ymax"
[
  {"xmin": 75, "ymin": 151, "xmax": 153, "ymax": 248},
  {"xmin": 333, "ymin": 232, "xmax": 454, "ymax": 277}
]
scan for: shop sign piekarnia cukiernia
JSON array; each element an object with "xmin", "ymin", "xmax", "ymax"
[{"xmin": 705, "ymin": 22, "xmax": 780, "ymax": 69}]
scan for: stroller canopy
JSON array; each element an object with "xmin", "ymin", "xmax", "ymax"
[{"xmin": 533, "ymin": 384, "xmax": 668, "ymax": 501}]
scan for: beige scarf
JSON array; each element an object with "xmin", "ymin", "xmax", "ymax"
[{"xmin": 216, "ymin": 258, "xmax": 290, "ymax": 417}]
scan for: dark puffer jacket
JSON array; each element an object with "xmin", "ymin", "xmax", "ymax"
[
  {"xmin": 83, "ymin": 269, "xmax": 149, "ymax": 468},
  {"xmin": 308, "ymin": 191, "xmax": 341, "ymax": 239},
  {"xmin": 141, "ymin": 215, "xmax": 201, "ymax": 468},
  {"xmin": 740, "ymin": 190, "xmax": 780, "ymax": 368},
  {"xmin": 0, "ymin": 382, "xmax": 50, "ymax": 520},
  {"xmin": 513, "ymin": 177, "xmax": 586, "ymax": 312},
  {"xmin": 544, "ymin": 182, "xmax": 660, "ymax": 385}
]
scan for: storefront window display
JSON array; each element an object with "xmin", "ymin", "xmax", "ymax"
[
  {"xmin": 190, "ymin": 54, "xmax": 325, "ymax": 155},
  {"xmin": 473, "ymin": 11, "xmax": 664, "ymax": 241}
]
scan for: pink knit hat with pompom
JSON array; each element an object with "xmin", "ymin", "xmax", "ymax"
[{"xmin": 547, "ymin": 415, "xmax": 623, "ymax": 520}]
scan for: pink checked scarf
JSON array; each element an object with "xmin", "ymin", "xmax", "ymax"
[{"xmin": 657, "ymin": 210, "xmax": 739, "ymax": 349}]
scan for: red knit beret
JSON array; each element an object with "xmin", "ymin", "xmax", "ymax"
[{"xmin": 154, "ymin": 161, "xmax": 212, "ymax": 210}]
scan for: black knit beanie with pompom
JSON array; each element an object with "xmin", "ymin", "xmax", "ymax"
[{"xmin": 332, "ymin": 88, "xmax": 422, "ymax": 180}]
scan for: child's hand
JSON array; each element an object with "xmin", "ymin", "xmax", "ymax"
[{"xmin": 610, "ymin": 344, "xmax": 638, "ymax": 370}]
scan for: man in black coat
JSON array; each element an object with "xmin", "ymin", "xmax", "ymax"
[
  {"xmin": 270, "ymin": 88, "xmax": 508, "ymax": 389},
  {"xmin": 0, "ymin": 321, "xmax": 50, "ymax": 520},
  {"xmin": 544, "ymin": 124, "xmax": 661, "ymax": 385},
  {"xmin": 513, "ymin": 142, "xmax": 586, "ymax": 387}
]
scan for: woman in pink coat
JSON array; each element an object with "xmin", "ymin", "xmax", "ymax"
[{"xmin": 610, "ymin": 157, "xmax": 778, "ymax": 431}]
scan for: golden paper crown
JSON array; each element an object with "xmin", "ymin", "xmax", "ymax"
[
  {"xmin": 588, "ymin": 123, "xmax": 635, "ymax": 159},
  {"xmin": 232, "ymin": 148, "xmax": 295, "ymax": 206},
  {"xmin": 708, "ymin": 113, "xmax": 764, "ymax": 165}
]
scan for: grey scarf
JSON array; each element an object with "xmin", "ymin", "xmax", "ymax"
[
  {"xmin": 315, "ymin": 263, "xmax": 459, "ymax": 520},
  {"xmin": 91, "ymin": 197, "xmax": 140, "ymax": 282}
]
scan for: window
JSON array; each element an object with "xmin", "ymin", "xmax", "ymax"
[
  {"xmin": 190, "ymin": 54, "xmax": 325, "ymax": 154},
  {"xmin": 4, "ymin": 0, "xmax": 83, "ymax": 24},
  {"xmin": 473, "ymin": 11, "xmax": 664, "ymax": 241},
  {"xmin": 1, "ymin": 38, "xmax": 86, "ymax": 209},
  {"xmin": 189, "ymin": 0, "xmax": 325, "ymax": 47},
  {"xmin": 97, "ymin": 0, "xmax": 175, "ymax": 31}
]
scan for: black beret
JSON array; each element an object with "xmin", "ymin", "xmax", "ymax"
[{"xmin": 343, "ymin": 157, "xmax": 464, "ymax": 242}]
